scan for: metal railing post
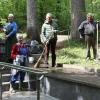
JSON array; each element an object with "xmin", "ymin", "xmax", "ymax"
[
  {"xmin": 0, "ymin": 70, "xmax": 2, "ymax": 100},
  {"xmin": 36, "ymin": 75, "xmax": 44, "ymax": 100},
  {"xmin": 37, "ymin": 75, "xmax": 40, "ymax": 100}
]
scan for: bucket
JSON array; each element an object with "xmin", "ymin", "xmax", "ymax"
[{"xmin": 28, "ymin": 57, "xmax": 34, "ymax": 64}]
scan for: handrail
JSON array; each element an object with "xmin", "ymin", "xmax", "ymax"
[
  {"xmin": 0, "ymin": 62, "xmax": 48, "ymax": 100},
  {"xmin": 0, "ymin": 62, "xmax": 47, "ymax": 75}
]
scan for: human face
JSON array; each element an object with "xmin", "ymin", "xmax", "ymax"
[
  {"xmin": 8, "ymin": 16, "xmax": 14, "ymax": 22},
  {"xmin": 87, "ymin": 16, "xmax": 93, "ymax": 22},
  {"xmin": 46, "ymin": 16, "xmax": 52, "ymax": 22},
  {"xmin": 18, "ymin": 36, "xmax": 23, "ymax": 43}
]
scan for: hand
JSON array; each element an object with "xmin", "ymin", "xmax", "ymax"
[
  {"xmin": 44, "ymin": 40, "xmax": 49, "ymax": 46},
  {"xmin": 0, "ymin": 28, "xmax": 4, "ymax": 32},
  {"xmin": 5, "ymin": 35, "xmax": 9, "ymax": 40},
  {"xmin": 80, "ymin": 35, "xmax": 85, "ymax": 39},
  {"xmin": 51, "ymin": 29, "xmax": 57, "ymax": 33}
]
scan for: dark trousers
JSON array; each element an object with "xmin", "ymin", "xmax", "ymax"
[
  {"xmin": 6, "ymin": 36, "xmax": 17, "ymax": 63},
  {"xmin": 85, "ymin": 34, "xmax": 97, "ymax": 59},
  {"xmin": 45, "ymin": 38, "xmax": 57, "ymax": 67}
]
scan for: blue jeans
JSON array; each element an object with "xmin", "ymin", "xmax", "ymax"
[{"xmin": 10, "ymin": 70, "xmax": 25, "ymax": 84}]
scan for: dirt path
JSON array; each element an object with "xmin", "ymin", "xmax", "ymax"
[{"xmin": 56, "ymin": 35, "xmax": 68, "ymax": 49}]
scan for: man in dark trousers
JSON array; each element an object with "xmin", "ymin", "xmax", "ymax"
[
  {"xmin": 41, "ymin": 13, "xmax": 59, "ymax": 67},
  {"xmin": 3, "ymin": 14, "xmax": 17, "ymax": 63},
  {"xmin": 78, "ymin": 13, "xmax": 99, "ymax": 61}
]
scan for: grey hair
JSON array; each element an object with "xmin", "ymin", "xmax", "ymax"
[
  {"xmin": 8, "ymin": 13, "xmax": 14, "ymax": 17},
  {"xmin": 46, "ymin": 13, "xmax": 52, "ymax": 19},
  {"xmin": 16, "ymin": 34, "xmax": 23, "ymax": 40},
  {"xmin": 87, "ymin": 13, "xmax": 94, "ymax": 17}
]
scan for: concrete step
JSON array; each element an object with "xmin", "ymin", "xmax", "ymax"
[
  {"xmin": 2, "ymin": 68, "xmax": 11, "ymax": 74},
  {"xmin": 2, "ymin": 80, "xmax": 36, "ymax": 92},
  {"xmin": 2, "ymin": 74, "xmax": 10, "ymax": 82},
  {"xmin": 1, "ymin": 62, "xmax": 46, "ymax": 92},
  {"xmin": 1, "ymin": 69, "xmax": 37, "ymax": 92},
  {"xmin": 3, "ymin": 92, "xmax": 59, "ymax": 100}
]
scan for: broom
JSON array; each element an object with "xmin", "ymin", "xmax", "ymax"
[
  {"xmin": 33, "ymin": 29, "xmax": 55, "ymax": 68},
  {"xmin": 34, "ymin": 45, "xmax": 45, "ymax": 68},
  {"xmin": 33, "ymin": 29, "xmax": 67, "ymax": 68}
]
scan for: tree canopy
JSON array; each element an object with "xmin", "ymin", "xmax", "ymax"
[{"xmin": 0, "ymin": 0, "xmax": 100, "ymax": 39}]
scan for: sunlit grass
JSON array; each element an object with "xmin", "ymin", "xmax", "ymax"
[{"xmin": 56, "ymin": 40, "xmax": 100, "ymax": 68}]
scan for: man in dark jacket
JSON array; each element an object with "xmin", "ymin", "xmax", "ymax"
[{"xmin": 78, "ymin": 13, "xmax": 99, "ymax": 61}]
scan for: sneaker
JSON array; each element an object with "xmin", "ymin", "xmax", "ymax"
[
  {"xmin": 9, "ymin": 87, "xmax": 16, "ymax": 93},
  {"xmin": 86, "ymin": 57, "xmax": 90, "ymax": 61},
  {"xmin": 94, "ymin": 59, "xmax": 98, "ymax": 62}
]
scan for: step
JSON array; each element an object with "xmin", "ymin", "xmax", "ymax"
[
  {"xmin": 2, "ymin": 68, "xmax": 11, "ymax": 74},
  {"xmin": 3, "ymin": 92, "xmax": 59, "ymax": 100},
  {"xmin": 2, "ymin": 80, "xmax": 36, "ymax": 92},
  {"xmin": 2, "ymin": 73, "xmax": 36, "ymax": 91},
  {"xmin": 1, "ymin": 70, "xmax": 38, "ymax": 92},
  {"xmin": 2, "ymin": 74, "xmax": 10, "ymax": 82}
]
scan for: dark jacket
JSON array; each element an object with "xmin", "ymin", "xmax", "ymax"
[{"xmin": 78, "ymin": 20, "xmax": 98, "ymax": 37}]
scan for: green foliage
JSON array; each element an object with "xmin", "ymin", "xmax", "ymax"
[
  {"xmin": 36, "ymin": 0, "xmax": 71, "ymax": 34},
  {"xmin": 0, "ymin": 0, "xmax": 26, "ymax": 31},
  {"xmin": 0, "ymin": 18, "xmax": 6, "ymax": 26},
  {"xmin": 85, "ymin": 0, "xmax": 100, "ymax": 21},
  {"xmin": 0, "ymin": 0, "xmax": 100, "ymax": 33}
]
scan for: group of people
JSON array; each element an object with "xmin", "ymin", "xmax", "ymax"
[
  {"xmin": 0, "ymin": 12, "xmax": 99, "ymax": 93},
  {"xmin": 0, "ymin": 14, "xmax": 29, "ymax": 93},
  {"xmin": 0, "ymin": 12, "xmax": 58, "ymax": 93},
  {"xmin": 41, "ymin": 12, "xmax": 100, "ymax": 66}
]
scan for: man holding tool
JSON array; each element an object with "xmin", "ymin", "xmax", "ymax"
[{"xmin": 41, "ymin": 13, "xmax": 59, "ymax": 67}]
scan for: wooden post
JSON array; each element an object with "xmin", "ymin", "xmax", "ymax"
[{"xmin": 96, "ymin": 21, "xmax": 99, "ymax": 59}]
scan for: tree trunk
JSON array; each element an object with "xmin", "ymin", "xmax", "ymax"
[
  {"xmin": 27, "ymin": 0, "xmax": 40, "ymax": 41},
  {"xmin": 70, "ymin": 0, "xmax": 86, "ymax": 40}
]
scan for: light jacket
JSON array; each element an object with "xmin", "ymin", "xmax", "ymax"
[{"xmin": 41, "ymin": 19, "xmax": 59, "ymax": 43}]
